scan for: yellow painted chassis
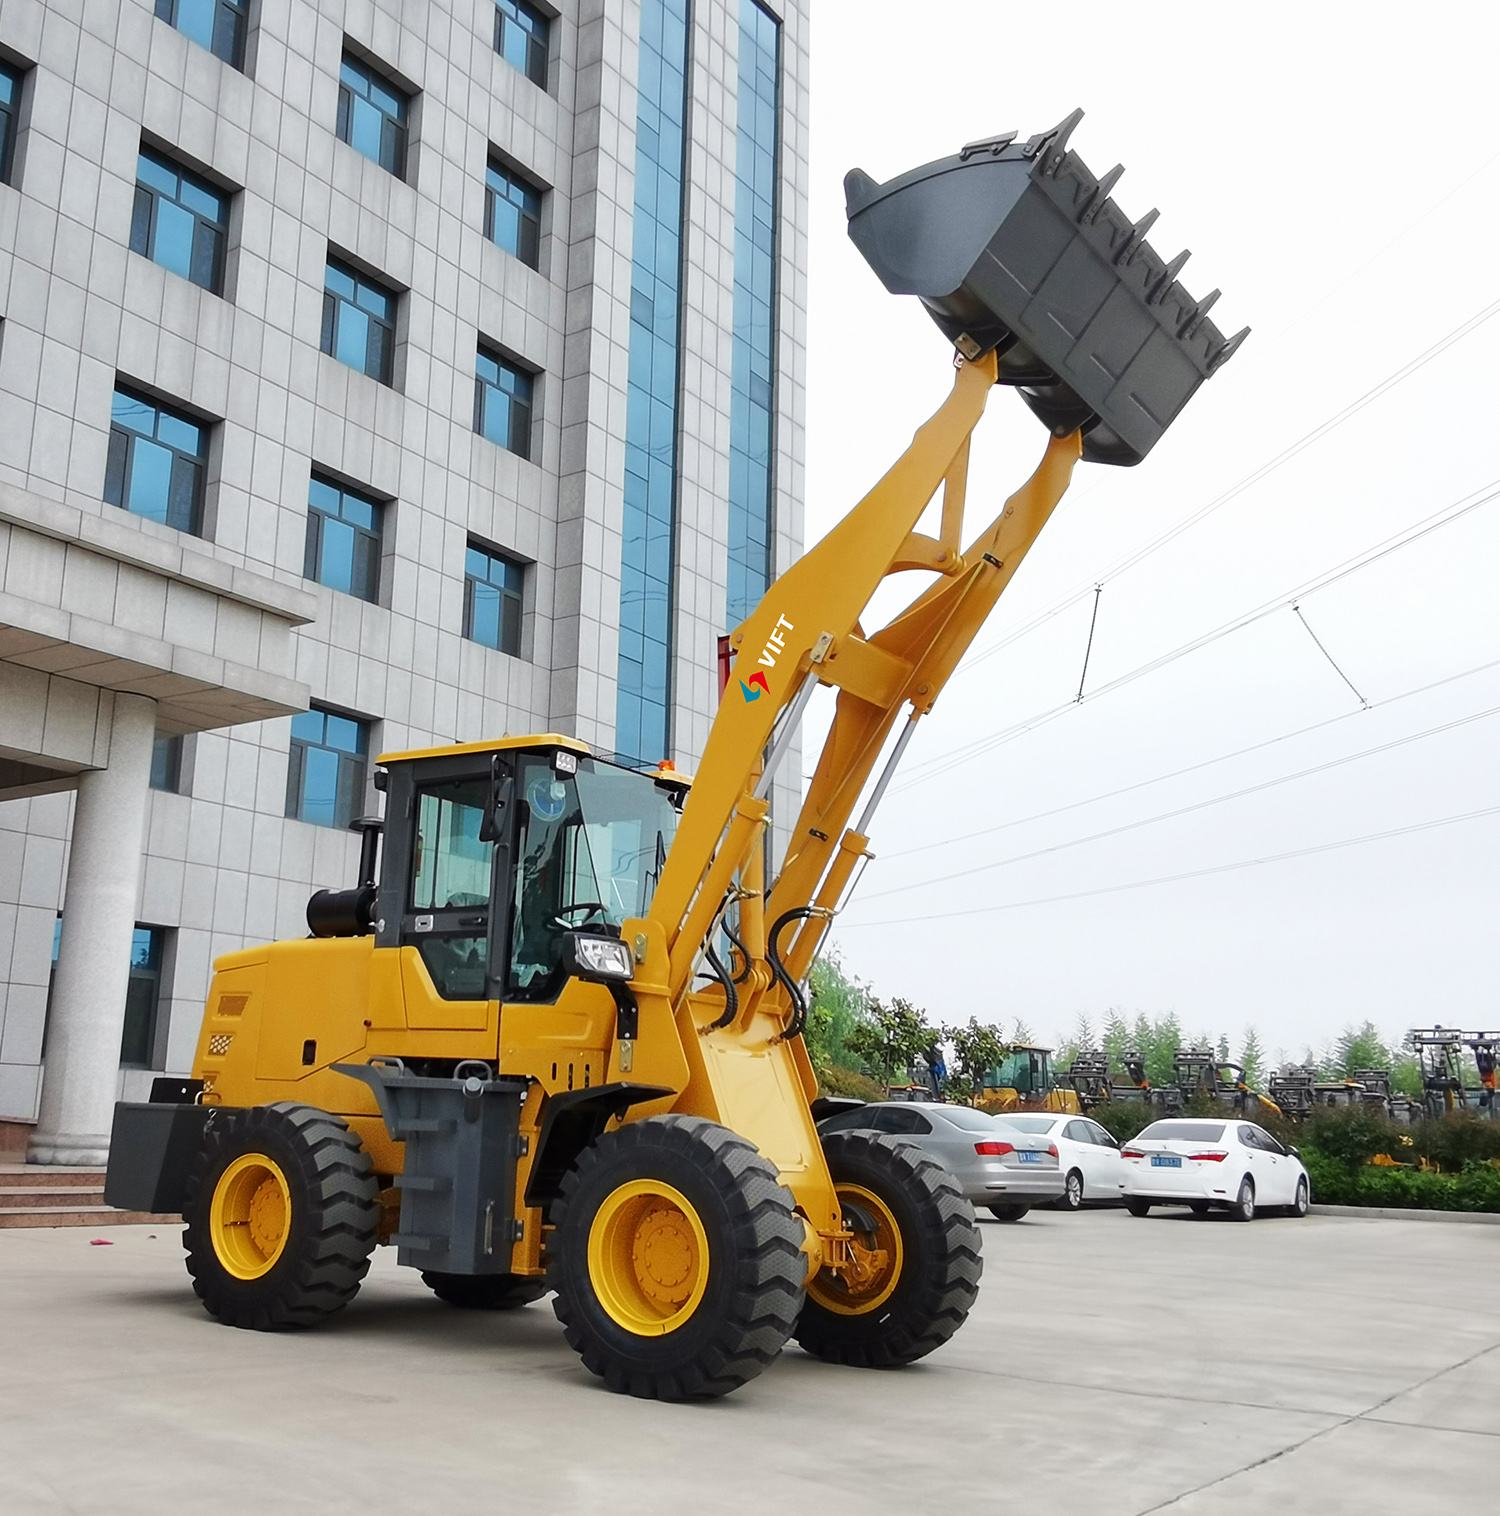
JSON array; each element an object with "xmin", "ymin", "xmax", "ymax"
[{"xmin": 193, "ymin": 353, "xmax": 1082, "ymax": 1285}]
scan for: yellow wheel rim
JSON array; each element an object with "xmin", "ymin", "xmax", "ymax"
[
  {"xmin": 210, "ymin": 1153, "xmax": 292, "ymax": 1281},
  {"xmin": 808, "ymin": 1182, "xmax": 904, "ymax": 1317},
  {"xmin": 586, "ymin": 1178, "xmax": 710, "ymax": 1336}
]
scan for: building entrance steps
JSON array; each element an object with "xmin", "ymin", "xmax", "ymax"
[{"xmin": 0, "ymin": 1164, "xmax": 179, "ymax": 1229}]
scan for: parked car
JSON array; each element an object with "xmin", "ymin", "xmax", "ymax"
[
  {"xmin": 1120, "ymin": 1118, "xmax": 1311, "ymax": 1221},
  {"xmin": 984, "ymin": 1113, "xmax": 1127, "ymax": 1209},
  {"xmin": 816, "ymin": 1101, "xmax": 1064, "ymax": 1220}
]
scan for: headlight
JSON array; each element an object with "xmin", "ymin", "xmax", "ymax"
[{"xmin": 568, "ymin": 933, "xmax": 633, "ymax": 982}]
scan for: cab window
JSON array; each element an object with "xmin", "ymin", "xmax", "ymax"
[
  {"xmin": 409, "ymin": 779, "xmax": 493, "ymax": 999},
  {"xmin": 508, "ymin": 755, "xmax": 679, "ymax": 1002}
]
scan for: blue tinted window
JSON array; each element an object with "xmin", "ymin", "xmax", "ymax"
[
  {"xmin": 337, "ymin": 55, "xmax": 409, "ymax": 177},
  {"xmin": 616, "ymin": 0, "xmax": 689, "ymax": 767},
  {"xmin": 464, "ymin": 542, "xmax": 525, "ymax": 656},
  {"xmin": 103, "ymin": 386, "xmax": 208, "ymax": 535},
  {"xmin": 0, "ymin": 61, "xmax": 22, "ymax": 185},
  {"xmin": 494, "ymin": 0, "xmax": 548, "ymax": 87},
  {"xmin": 121, "ymin": 924, "xmax": 166, "ymax": 1067},
  {"xmin": 155, "ymin": 0, "xmax": 248, "ymax": 70},
  {"xmin": 306, "ymin": 475, "xmax": 383, "ymax": 601},
  {"xmin": 726, "ymin": 1, "xmax": 780, "ymax": 626},
  {"xmin": 129, "ymin": 147, "xmax": 229, "ymax": 294},
  {"xmin": 475, "ymin": 347, "xmax": 534, "ymax": 459},
  {"xmin": 321, "ymin": 258, "xmax": 397, "ymax": 384},
  {"xmin": 485, "ymin": 160, "xmax": 542, "ymax": 268},
  {"xmin": 286, "ymin": 707, "xmax": 369, "ymax": 829},
  {"xmin": 150, "ymin": 735, "xmax": 184, "ymax": 792}
]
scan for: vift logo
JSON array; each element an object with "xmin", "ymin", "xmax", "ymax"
[{"xmin": 740, "ymin": 615, "xmax": 793, "ymax": 701}]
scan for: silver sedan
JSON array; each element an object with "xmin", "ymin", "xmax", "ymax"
[{"xmin": 816, "ymin": 1101, "xmax": 1064, "ymax": 1220}]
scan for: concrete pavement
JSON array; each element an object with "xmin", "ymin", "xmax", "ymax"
[{"xmin": 0, "ymin": 1206, "xmax": 1494, "ymax": 1513}]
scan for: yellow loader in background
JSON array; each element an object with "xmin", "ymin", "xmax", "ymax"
[{"xmin": 105, "ymin": 111, "xmax": 1243, "ymax": 1399}]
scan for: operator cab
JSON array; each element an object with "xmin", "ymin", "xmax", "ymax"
[{"xmin": 333, "ymin": 737, "xmax": 685, "ymax": 1004}]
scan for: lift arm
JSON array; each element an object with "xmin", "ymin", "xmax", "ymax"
[{"xmin": 647, "ymin": 349, "xmax": 1081, "ymax": 1026}]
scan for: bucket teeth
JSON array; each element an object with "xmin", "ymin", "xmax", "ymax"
[
  {"xmin": 1210, "ymin": 326, "xmax": 1251, "ymax": 371},
  {"xmin": 1079, "ymin": 164, "xmax": 1124, "ymax": 224},
  {"xmin": 1149, "ymin": 249, "xmax": 1191, "ymax": 304},
  {"xmin": 1113, "ymin": 208, "xmax": 1159, "ymax": 266},
  {"xmin": 1023, "ymin": 106, "xmax": 1084, "ymax": 162},
  {"xmin": 1177, "ymin": 288, "xmax": 1221, "ymax": 338}
]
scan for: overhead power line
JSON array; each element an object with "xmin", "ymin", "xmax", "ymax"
[
  {"xmin": 957, "ymin": 292, "xmax": 1500, "ymax": 677},
  {"xmin": 894, "ymin": 475, "xmax": 1500, "ymax": 791},
  {"xmin": 1292, "ymin": 602, "xmax": 1367, "ymax": 708},
  {"xmin": 836, "ymin": 803, "xmax": 1500, "ymax": 929},
  {"xmin": 883, "ymin": 655, "xmax": 1500, "ymax": 863},
  {"xmin": 861, "ymin": 702, "xmax": 1500, "ymax": 903}
]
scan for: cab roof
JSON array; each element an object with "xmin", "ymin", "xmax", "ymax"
[{"xmin": 376, "ymin": 733, "xmax": 590, "ymax": 766}]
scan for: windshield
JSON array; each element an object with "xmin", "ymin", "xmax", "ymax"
[
  {"xmin": 988, "ymin": 1114, "xmax": 1058, "ymax": 1134},
  {"xmin": 510, "ymin": 756, "xmax": 680, "ymax": 1000},
  {"xmin": 1139, "ymin": 1121, "xmax": 1226, "ymax": 1142}
]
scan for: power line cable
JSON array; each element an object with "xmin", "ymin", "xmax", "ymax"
[
  {"xmin": 894, "ymin": 476, "xmax": 1500, "ymax": 790},
  {"xmin": 1292, "ymin": 602, "xmax": 1368, "ymax": 708},
  {"xmin": 1074, "ymin": 584, "xmax": 1102, "ymax": 702},
  {"xmin": 883, "ymin": 655, "xmax": 1500, "ymax": 862},
  {"xmin": 956, "ymin": 293, "xmax": 1500, "ymax": 676},
  {"xmin": 836, "ymin": 804, "xmax": 1500, "ymax": 928},
  {"xmin": 861, "ymin": 702, "xmax": 1500, "ymax": 903}
]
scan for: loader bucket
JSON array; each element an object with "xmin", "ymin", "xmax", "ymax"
[{"xmin": 845, "ymin": 110, "xmax": 1247, "ymax": 465}]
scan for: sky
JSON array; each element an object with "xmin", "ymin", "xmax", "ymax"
[{"xmin": 800, "ymin": 1, "xmax": 1500, "ymax": 1063}]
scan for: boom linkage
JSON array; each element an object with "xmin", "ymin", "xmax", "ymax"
[{"xmin": 647, "ymin": 351, "xmax": 1083, "ymax": 1036}]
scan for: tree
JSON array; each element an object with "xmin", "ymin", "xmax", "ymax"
[
  {"xmin": 1101, "ymin": 1009, "xmax": 1131, "ymax": 1076},
  {"xmin": 804, "ymin": 951, "xmax": 868, "ymax": 1078},
  {"xmin": 1239, "ymin": 1027, "xmax": 1265, "ymax": 1089},
  {"xmin": 846, "ymin": 995, "xmax": 938, "ymax": 1089},
  {"xmin": 944, "ymin": 1018, "xmax": 1010, "ymax": 1103},
  {"xmin": 1337, "ymin": 1020, "xmax": 1393, "ymax": 1077},
  {"xmin": 1053, "ymin": 1011, "xmax": 1096, "ymax": 1074},
  {"xmin": 1010, "ymin": 1017, "xmax": 1036, "ymax": 1046}
]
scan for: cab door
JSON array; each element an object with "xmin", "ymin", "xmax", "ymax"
[{"xmin": 399, "ymin": 766, "xmax": 511, "ymax": 1030}]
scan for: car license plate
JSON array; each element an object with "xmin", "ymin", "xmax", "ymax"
[
  {"xmin": 1151, "ymin": 1155, "xmax": 1182, "ymax": 1168},
  {"xmin": 1018, "ymin": 1151, "xmax": 1043, "ymax": 1164}
]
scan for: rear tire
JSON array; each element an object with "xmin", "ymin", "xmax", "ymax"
[
  {"xmin": 1059, "ymin": 1170, "xmax": 1084, "ymax": 1211},
  {"xmin": 988, "ymin": 1203, "xmax": 1030, "ymax": 1222},
  {"xmin": 1229, "ymin": 1176, "xmax": 1256, "ymax": 1222},
  {"xmin": 183, "ymin": 1103, "xmax": 378, "ymax": 1330},
  {"xmin": 795, "ymin": 1132, "xmax": 981, "ymax": 1369},
  {"xmin": 1124, "ymin": 1198, "xmax": 1151, "ymax": 1217},
  {"xmin": 550, "ymin": 1115, "xmax": 806, "ymax": 1400},
  {"xmin": 1288, "ymin": 1176, "xmax": 1310, "ymax": 1218},
  {"xmin": 422, "ymin": 1272, "xmax": 547, "ymax": 1310}
]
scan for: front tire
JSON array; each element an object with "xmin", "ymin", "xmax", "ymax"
[
  {"xmin": 183, "ymin": 1104, "xmax": 379, "ymax": 1330},
  {"xmin": 422, "ymin": 1272, "xmax": 547, "ymax": 1310},
  {"xmin": 550, "ymin": 1115, "xmax": 806, "ymax": 1400},
  {"xmin": 1229, "ymin": 1176, "xmax": 1256, "ymax": 1222},
  {"xmin": 795, "ymin": 1132, "xmax": 981, "ymax": 1369},
  {"xmin": 1288, "ymin": 1176, "xmax": 1310, "ymax": 1218}
]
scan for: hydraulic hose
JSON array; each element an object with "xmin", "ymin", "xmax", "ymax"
[
  {"xmin": 767, "ymin": 907, "xmax": 820, "ymax": 1043},
  {"xmin": 699, "ymin": 936, "xmax": 740, "ymax": 1033}
]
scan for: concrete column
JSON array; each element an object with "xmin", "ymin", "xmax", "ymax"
[{"xmin": 29, "ymin": 693, "xmax": 157, "ymax": 1166}]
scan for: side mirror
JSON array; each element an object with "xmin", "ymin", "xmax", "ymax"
[
  {"xmin": 1288, "ymin": 1144, "xmax": 1300, "ymax": 1158},
  {"xmin": 478, "ymin": 757, "xmax": 513, "ymax": 844}
]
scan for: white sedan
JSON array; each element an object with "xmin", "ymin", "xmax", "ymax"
[
  {"xmin": 1121, "ymin": 1118, "xmax": 1310, "ymax": 1221},
  {"xmin": 984, "ymin": 1113, "xmax": 1127, "ymax": 1209}
]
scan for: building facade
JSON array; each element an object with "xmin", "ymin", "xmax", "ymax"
[{"xmin": 0, "ymin": 0, "xmax": 808, "ymax": 1160}]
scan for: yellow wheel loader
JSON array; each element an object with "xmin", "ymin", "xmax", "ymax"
[{"xmin": 105, "ymin": 112, "xmax": 1243, "ymax": 1399}]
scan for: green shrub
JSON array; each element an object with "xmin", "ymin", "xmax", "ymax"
[
  {"xmin": 1305, "ymin": 1157, "xmax": 1500, "ymax": 1213},
  {"xmin": 816, "ymin": 1063, "xmax": 886, "ymax": 1102},
  {"xmin": 1091, "ymin": 1101, "xmax": 1154, "ymax": 1143}
]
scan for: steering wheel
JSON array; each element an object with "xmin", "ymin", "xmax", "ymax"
[{"xmin": 550, "ymin": 902, "xmax": 611, "ymax": 931}]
